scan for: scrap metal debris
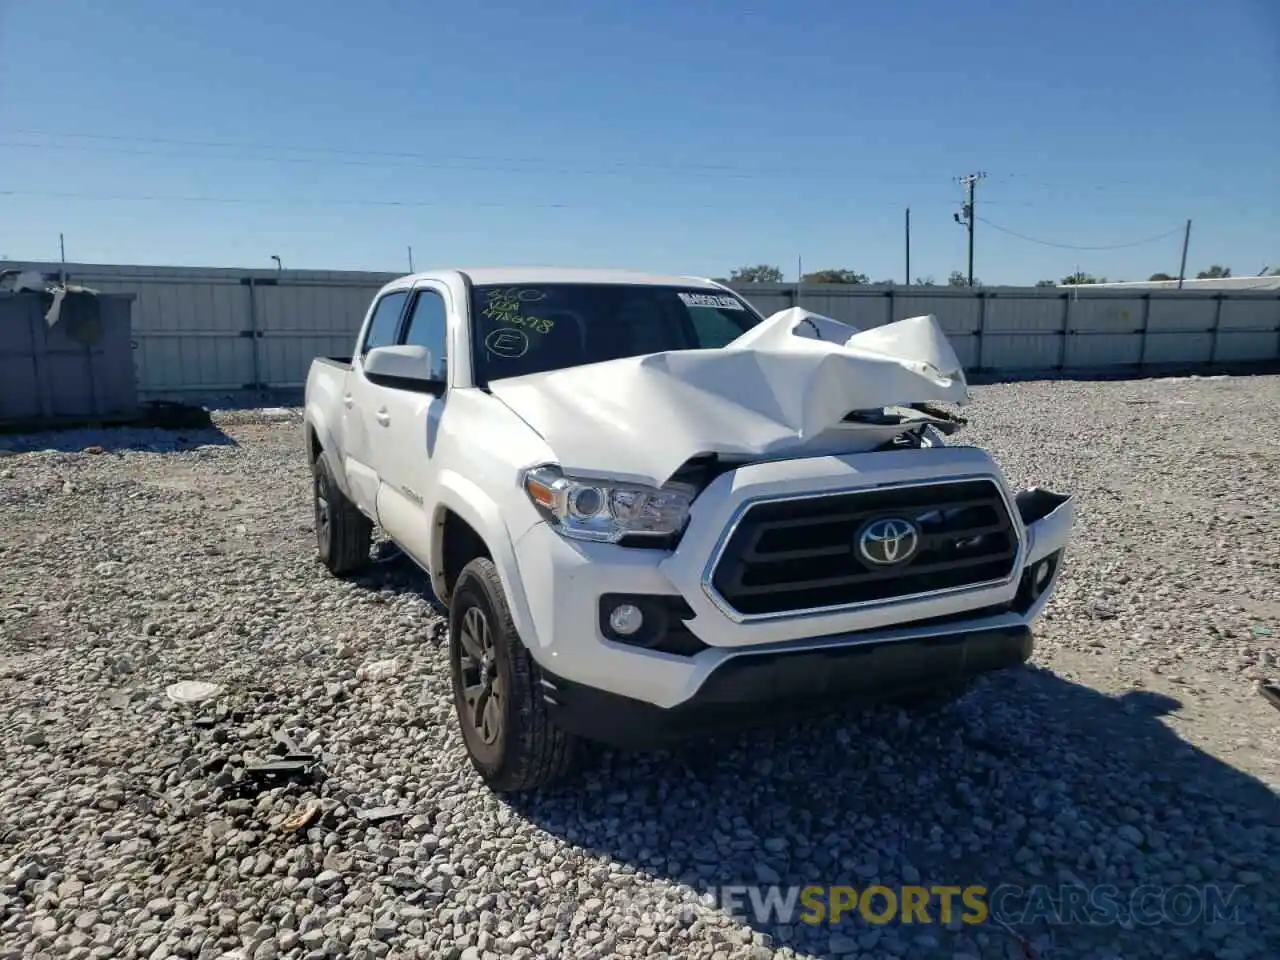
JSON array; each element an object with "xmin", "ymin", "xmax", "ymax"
[
  {"xmin": 280, "ymin": 801, "xmax": 322, "ymax": 832},
  {"xmin": 0, "ymin": 268, "xmax": 101, "ymax": 327},
  {"xmin": 357, "ymin": 659, "xmax": 400, "ymax": 682},
  {"xmin": 356, "ymin": 806, "xmax": 410, "ymax": 824},
  {"xmin": 166, "ymin": 680, "xmax": 225, "ymax": 705}
]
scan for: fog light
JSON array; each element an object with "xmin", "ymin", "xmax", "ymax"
[
  {"xmin": 1034, "ymin": 559, "xmax": 1052, "ymax": 590},
  {"xmin": 608, "ymin": 603, "xmax": 644, "ymax": 637}
]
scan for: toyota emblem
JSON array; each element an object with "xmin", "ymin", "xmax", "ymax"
[{"xmin": 857, "ymin": 517, "xmax": 921, "ymax": 565}]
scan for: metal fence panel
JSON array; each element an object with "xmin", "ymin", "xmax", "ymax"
[
  {"xmin": 1219, "ymin": 298, "xmax": 1277, "ymax": 331},
  {"xmin": 1142, "ymin": 332, "xmax": 1212, "ymax": 365},
  {"xmin": 982, "ymin": 333, "xmax": 1063, "ymax": 370},
  {"xmin": 1214, "ymin": 332, "xmax": 1278, "ymax": 362},
  {"xmin": 1066, "ymin": 296, "xmax": 1145, "ymax": 333},
  {"xmin": 894, "ymin": 292, "xmax": 982, "ymax": 333},
  {"xmin": 984, "ymin": 294, "xmax": 1065, "ymax": 333},
  {"xmin": 1066, "ymin": 332, "xmax": 1144, "ymax": 367},
  {"xmin": 1147, "ymin": 296, "xmax": 1215, "ymax": 333},
  {"xmin": 734, "ymin": 290, "xmax": 794, "ymax": 319},
  {"xmin": 6, "ymin": 265, "xmax": 1278, "ymax": 400}
]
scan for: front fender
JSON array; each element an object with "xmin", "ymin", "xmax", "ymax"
[{"xmin": 431, "ymin": 468, "xmax": 543, "ymax": 649}]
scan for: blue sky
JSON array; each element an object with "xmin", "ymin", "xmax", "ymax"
[{"xmin": 1, "ymin": 0, "xmax": 1276, "ymax": 284}]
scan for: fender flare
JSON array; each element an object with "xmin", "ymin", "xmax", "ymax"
[
  {"xmin": 431, "ymin": 469, "xmax": 542, "ymax": 649},
  {"xmin": 303, "ymin": 408, "xmax": 353, "ymax": 500}
]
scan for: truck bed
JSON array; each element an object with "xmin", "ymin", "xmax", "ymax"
[{"xmin": 314, "ymin": 357, "xmax": 352, "ymax": 371}]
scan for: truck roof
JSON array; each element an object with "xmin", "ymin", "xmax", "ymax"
[{"xmin": 400, "ymin": 267, "xmax": 727, "ymax": 289}]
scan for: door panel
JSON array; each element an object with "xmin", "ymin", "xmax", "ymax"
[
  {"xmin": 373, "ymin": 389, "xmax": 444, "ymax": 564},
  {"xmin": 342, "ymin": 369, "xmax": 383, "ymax": 515},
  {"xmin": 343, "ymin": 290, "xmax": 411, "ymax": 518},
  {"xmin": 369, "ymin": 284, "xmax": 452, "ymax": 566}
]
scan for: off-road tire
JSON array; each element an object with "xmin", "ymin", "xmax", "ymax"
[
  {"xmin": 449, "ymin": 557, "xmax": 575, "ymax": 792},
  {"xmin": 313, "ymin": 454, "xmax": 372, "ymax": 576}
]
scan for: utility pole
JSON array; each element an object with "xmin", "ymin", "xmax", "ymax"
[
  {"xmin": 408, "ymin": 246, "xmax": 415, "ymax": 272},
  {"xmin": 953, "ymin": 172, "xmax": 987, "ymax": 286},
  {"xmin": 904, "ymin": 207, "xmax": 911, "ymax": 285},
  {"xmin": 1176, "ymin": 219, "xmax": 1191, "ymax": 289}
]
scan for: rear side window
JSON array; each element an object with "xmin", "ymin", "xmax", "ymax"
[{"xmin": 361, "ymin": 291, "xmax": 409, "ymax": 355}]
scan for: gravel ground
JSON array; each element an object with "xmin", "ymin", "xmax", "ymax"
[{"xmin": 1, "ymin": 375, "xmax": 1278, "ymax": 960}]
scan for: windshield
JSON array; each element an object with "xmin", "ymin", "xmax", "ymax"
[{"xmin": 469, "ymin": 283, "xmax": 764, "ymax": 382}]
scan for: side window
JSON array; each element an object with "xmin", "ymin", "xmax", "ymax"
[
  {"xmin": 686, "ymin": 306, "xmax": 750, "ymax": 347},
  {"xmin": 361, "ymin": 291, "xmax": 409, "ymax": 355},
  {"xmin": 401, "ymin": 289, "xmax": 449, "ymax": 380}
]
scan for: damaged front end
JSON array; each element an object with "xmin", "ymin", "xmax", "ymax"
[{"xmin": 490, "ymin": 307, "xmax": 974, "ymax": 490}]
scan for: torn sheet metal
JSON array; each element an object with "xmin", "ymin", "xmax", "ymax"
[
  {"xmin": 0, "ymin": 268, "xmax": 100, "ymax": 327},
  {"xmin": 488, "ymin": 308, "xmax": 970, "ymax": 488}
]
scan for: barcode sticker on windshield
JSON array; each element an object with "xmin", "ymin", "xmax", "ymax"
[{"xmin": 678, "ymin": 292, "xmax": 745, "ymax": 311}]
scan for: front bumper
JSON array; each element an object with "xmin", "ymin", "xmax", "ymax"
[
  {"xmin": 540, "ymin": 625, "xmax": 1033, "ymax": 747},
  {"xmin": 507, "ymin": 447, "xmax": 1074, "ymax": 714}
]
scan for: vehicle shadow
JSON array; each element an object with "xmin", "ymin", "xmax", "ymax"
[
  {"xmin": 506, "ymin": 665, "xmax": 1280, "ymax": 959},
  {"xmin": 350, "ymin": 541, "xmax": 447, "ymax": 617},
  {"xmin": 0, "ymin": 401, "xmax": 237, "ymax": 454}
]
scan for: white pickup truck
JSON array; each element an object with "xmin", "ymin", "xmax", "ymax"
[{"xmin": 303, "ymin": 268, "xmax": 1074, "ymax": 791}]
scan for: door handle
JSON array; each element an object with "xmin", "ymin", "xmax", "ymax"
[
  {"xmin": 375, "ymin": 409, "xmax": 391, "ymax": 426},
  {"xmin": 342, "ymin": 393, "xmax": 354, "ymax": 409}
]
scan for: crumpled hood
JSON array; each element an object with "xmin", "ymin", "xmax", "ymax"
[{"xmin": 487, "ymin": 308, "xmax": 968, "ymax": 488}]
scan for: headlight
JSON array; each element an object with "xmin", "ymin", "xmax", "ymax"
[{"xmin": 522, "ymin": 465, "xmax": 695, "ymax": 544}]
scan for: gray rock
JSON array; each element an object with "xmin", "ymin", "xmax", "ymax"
[
  {"xmin": 827, "ymin": 933, "xmax": 859, "ymax": 955},
  {"xmin": 754, "ymin": 863, "xmax": 781, "ymax": 884},
  {"xmin": 1116, "ymin": 824, "xmax": 1145, "ymax": 846},
  {"xmin": 1, "ymin": 384, "xmax": 1278, "ymax": 960}
]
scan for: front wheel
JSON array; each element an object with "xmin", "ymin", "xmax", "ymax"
[{"xmin": 448, "ymin": 557, "xmax": 575, "ymax": 792}]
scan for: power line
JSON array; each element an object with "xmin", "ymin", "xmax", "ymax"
[
  {"xmin": 0, "ymin": 187, "xmax": 933, "ymax": 213},
  {"xmin": 2, "ymin": 129, "xmax": 952, "ymax": 183},
  {"xmin": 0, "ymin": 189, "xmax": 569, "ymax": 210},
  {"xmin": 2, "ymin": 130, "xmax": 1229, "ymax": 196},
  {"xmin": 0, "ymin": 139, "xmax": 872, "ymax": 182},
  {"xmin": 975, "ymin": 216, "xmax": 1187, "ymax": 250}
]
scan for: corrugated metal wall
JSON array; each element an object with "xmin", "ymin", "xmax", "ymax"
[
  {"xmin": 9, "ymin": 263, "xmax": 398, "ymax": 398},
  {"xmin": 8, "ymin": 263, "xmax": 1279, "ymax": 398}
]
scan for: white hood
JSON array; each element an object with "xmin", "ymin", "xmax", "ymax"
[{"xmin": 487, "ymin": 308, "xmax": 969, "ymax": 488}]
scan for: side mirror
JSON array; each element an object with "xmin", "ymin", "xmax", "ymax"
[{"xmin": 363, "ymin": 345, "xmax": 446, "ymax": 393}]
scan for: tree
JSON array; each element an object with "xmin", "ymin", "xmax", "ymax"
[
  {"xmin": 1196, "ymin": 265, "xmax": 1231, "ymax": 279},
  {"xmin": 1148, "ymin": 272, "xmax": 1175, "ymax": 281},
  {"xmin": 913, "ymin": 276, "xmax": 936, "ymax": 286},
  {"xmin": 1034, "ymin": 279, "xmax": 1057, "ymax": 288},
  {"xmin": 800, "ymin": 268, "xmax": 869, "ymax": 284},
  {"xmin": 729, "ymin": 264, "xmax": 784, "ymax": 283},
  {"xmin": 1061, "ymin": 272, "xmax": 1108, "ymax": 285},
  {"xmin": 1270, "ymin": 267, "xmax": 1280, "ymax": 276},
  {"xmin": 947, "ymin": 271, "xmax": 980, "ymax": 287}
]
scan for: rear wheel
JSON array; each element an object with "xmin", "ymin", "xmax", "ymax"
[
  {"xmin": 313, "ymin": 454, "xmax": 372, "ymax": 576},
  {"xmin": 449, "ymin": 557, "xmax": 575, "ymax": 792}
]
